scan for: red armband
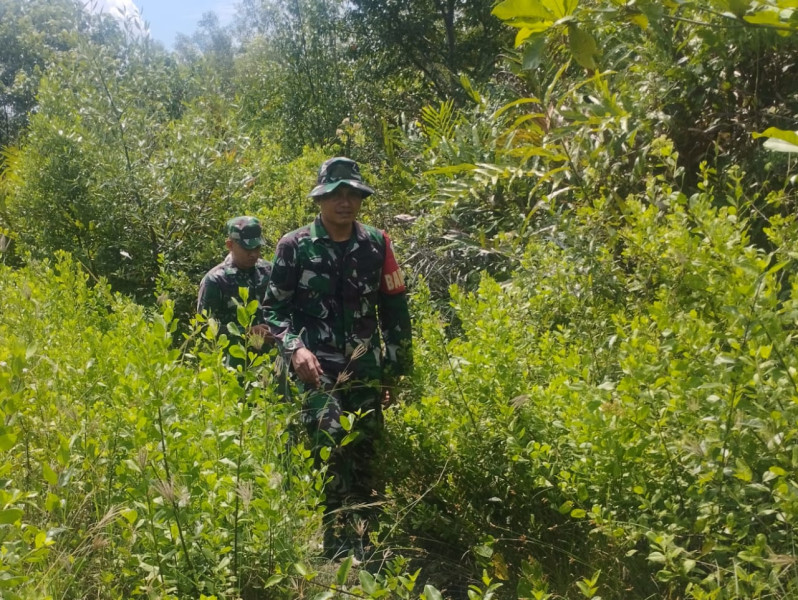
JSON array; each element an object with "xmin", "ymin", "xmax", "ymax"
[{"xmin": 380, "ymin": 231, "xmax": 406, "ymax": 294}]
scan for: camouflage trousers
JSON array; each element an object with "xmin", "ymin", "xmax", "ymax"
[{"xmin": 299, "ymin": 374, "xmax": 383, "ymax": 516}]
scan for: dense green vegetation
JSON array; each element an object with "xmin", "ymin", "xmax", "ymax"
[{"xmin": 1, "ymin": 0, "xmax": 797, "ymax": 598}]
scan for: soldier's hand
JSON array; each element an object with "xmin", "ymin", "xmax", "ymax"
[
  {"xmin": 382, "ymin": 375, "xmax": 406, "ymax": 407},
  {"xmin": 248, "ymin": 324, "xmax": 274, "ymax": 346},
  {"xmin": 292, "ymin": 347, "xmax": 323, "ymax": 388},
  {"xmin": 247, "ymin": 324, "xmax": 274, "ymax": 350}
]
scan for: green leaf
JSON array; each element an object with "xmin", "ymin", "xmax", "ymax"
[
  {"xmin": 35, "ymin": 531, "xmax": 50, "ymax": 549},
  {"xmin": 56, "ymin": 438, "xmax": 70, "ymax": 467},
  {"xmin": 264, "ymin": 574, "xmax": 285, "ymax": 588},
  {"xmin": 340, "ymin": 432, "xmax": 360, "ymax": 447},
  {"xmin": 423, "ymin": 585, "xmax": 444, "ymax": 600},
  {"xmin": 359, "ymin": 570, "xmax": 378, "ymax": 595},
  {"xmin": 768, "ymin": 261, "xmax": 790, "ymax": 275},
  {"xmin": 0, "ymin": 508, "xmax": 23, "ymax": 524},
  {"xmin": 515, "ymin": 27, "xmax": 534, "ymax": 46},
  {"xmin": 42, "ymin": 462, "xmax": 58, "ymax": 487},
  {"xmin": 521, "ymin": 34, "xmax": 547, "ymax": 69},
  {"xmin": 568, "ymin": 24, "xmax": 598, "ymax": 70},
  {"xmin": 558, "ymin": 500, "xmax": 573, "ymax": 514},
  {"xmin": 492, "ymin": 0, "xmax": 555, "ymax": 21},
  {"xmin": 121, "ymin": 508, "xmax": 138, "ymax": 524},
  {"xmin": 340, "ymin": 414, "xmax": 353, "ymax": 432},
  {"xmin": 544, "ymin": 0, "xmax": 578, "ymax": 19},
  {"xmin": 0, "ymin": 430, "xmax": 17, "ymax": 452},
  {"xmin": 744, "ymin": 9, "xmax": 796, "ymax": 30},
  {"xmin": 335, "ymin": 556, "xmax": 353, "ymax": 585},
  {"xmin": 319, "ymin": 446, "xmax": 331, "ymax": 461},
  {"xmin": 45, "ymin": 493, "xmax": 60, "ymax": 512},
  {"xmin": 228, "ymin": 344, "xmax": 246, "ymax": 360},
  {"xmin": 753, "ymin": 127, "xmax": 798, "ymax": 145},
  {"xmin": 492, "ymin": 97, "xmax": 542, "ymax": 119},
  {"xmin": 570, "ymin": 508, "xmax": 587, "ymax": 518},
  {"xmin": 460, "ymin": 74, "xmax": 482, "ymax": 104},
  {"xmin": 237, "ymin": 305, "xmax": 250, "ymax": 327},
  {"xmin": 508, "ymin": 19, "xmax": 555, "ymax": 33},
  {"xmin": 507, "ymin": 19, "xmax": 554, "ymax": 33}
]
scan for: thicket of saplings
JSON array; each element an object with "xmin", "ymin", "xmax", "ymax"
[
  {"xmin": 2, "ymin": 164, "xmax": 797, "ymax": 599},
  {"xmin": 2, "ymin": 1, "xmax": 798, "ymax": 599}
]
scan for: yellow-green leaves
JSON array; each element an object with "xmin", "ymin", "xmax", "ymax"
[
  {"xmin": 492, "ymin": 0, "xmax": 578, "ymax": 22},
  {"xmin": 753, "ymin": 127, "xmax": 798, "ymax": 153},
  {"xmin": 743, "ymin": 1, "xmax": 798, "ymax": 34},
  {"xmin": 41, "ymin": 462, "xmax": 58, "ymax": 487},
  {"xmin": 493, "ymin": 0, "xmax": 558, "ymax": 23},
  {"xmin": 0, "ymin": 508, "xmax": 23, "ymax": 524},
  {"xmin": 492, "ymin": 0, "xmax": 599, "ymax": 70}
]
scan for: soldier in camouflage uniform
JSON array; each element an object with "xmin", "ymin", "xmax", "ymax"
[
  {"xmin": 198, "ymin": 216, "xmax": 273, "ymax": 362},
  {"xmin": 264, "ymin": 157, "xmax": 412, "ymax": 559}
]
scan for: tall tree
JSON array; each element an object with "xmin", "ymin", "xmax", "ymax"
[
  {"xmin": 174, "ymin": 11, "xmax": 237, "ymax": 98},
  {"xmin": 235, "ymin": 0, "xmax": 353, "ymax": 154},
  {"xmin": 348, "ymin": 0, "xmax": 511, "ymax": 102},
  {"xmin": 0, "ymin": 0, "xmax": 86, "ymax": 154},
  {"xmin": 4, "ymin": 27, "xmax": 263, "ymax": 309}
]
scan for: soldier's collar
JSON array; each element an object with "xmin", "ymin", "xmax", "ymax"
[
  {"xmin": 310, "ymin": 216, "xmax": 368, "ymax": 243},
  {"xmin": 310, "ymin": 216, "xmax": 327, "ymax": 241}
]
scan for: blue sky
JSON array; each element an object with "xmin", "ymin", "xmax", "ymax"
[{"xmin": 95, "ymin": 0, "xmax": 238, "ymax": 48}]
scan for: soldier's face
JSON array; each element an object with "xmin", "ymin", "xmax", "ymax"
[
  {"xmin": 226, "ymin": 239, "xmax": 262, "ymax": 269},
  {"xmin": 318, "ymin": 186, "xmax": 363, "ymax": 229}
]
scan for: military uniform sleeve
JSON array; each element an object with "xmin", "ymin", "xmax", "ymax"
[
  {"xmin": 264, "ymin": 238, "xmax": 304, "ymax": 354},
  {"xmin": 254, "ymin": 262, "xmax": 273, "ymax": 326},
  {"xmin": 197, "ymin": 274, "xmax": 223, "ymax": 318},
  {"xmin": 378, "ymin": 232, "xmax": 413, "ymax": 378}
]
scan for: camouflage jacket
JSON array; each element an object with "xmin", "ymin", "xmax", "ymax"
[
  {"xmin": 264, "ymin": 216, "xmax": 412, "ymax": 380},
  {"xmin": 197, "ymin": 254, "xmax": 272, "ymax": 330}
]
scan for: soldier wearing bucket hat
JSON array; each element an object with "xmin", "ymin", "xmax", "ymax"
[
  {"xmin": 308, "ymin": 156, "xmax": 375, "ymax": 199},
  {"xmin": 198, "ymin": 216, "xmax": 273, "ymax": 358},
  {"xmin": 264, "ymin": 157, "xmax": 413, "ymax": 560}
]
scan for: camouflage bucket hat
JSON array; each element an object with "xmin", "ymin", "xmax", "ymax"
[
  {"xmin": 309, "ymin": 157, "xmax": 375, "ymax": 199},
  {"xmin": 226, "ymin": 216, "xmax": 266, "ymax": 250}
]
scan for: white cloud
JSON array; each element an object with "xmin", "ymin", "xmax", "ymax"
[
  {"xmin": 87, "ymin": 0, "xmax": 146, "ymax": 26},
  {"xmin": 84, "ymin": 0, "xmax": 148, "ymax": 36},
  {"xmin": 86, "ymin": 0, "xmax": 140, "ymax": 17}
]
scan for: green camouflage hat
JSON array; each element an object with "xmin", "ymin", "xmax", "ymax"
[
  {"xmin": 226, "ymin": 216, "xmax": 266, "ymax": 249},
  {"xmin": 309, "ymin": 157, "xmax": 375, "ymax": 199}
]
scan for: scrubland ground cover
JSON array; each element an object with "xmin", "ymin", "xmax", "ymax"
[{"xmin": 2, "ymin": 0, "xmax": 798, "ymax": 598}]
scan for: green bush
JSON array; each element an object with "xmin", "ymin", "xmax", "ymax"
[
  {"xmin": 0, "ymin": 254, "xmax": 324, "ymax": 597},
  {"xmin": 384, "ymin": 183, "xmax": 798, "ymax": 599}
]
